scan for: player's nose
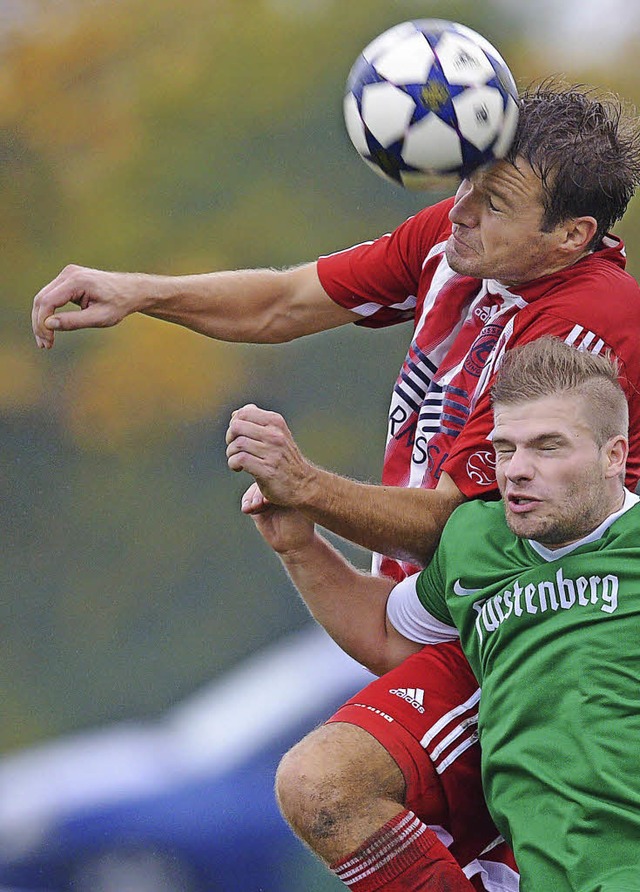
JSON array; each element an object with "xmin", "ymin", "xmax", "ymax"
[
  {"xmin": 504, "ymin": 448, "xmax": 535, "ymax": 482},
  {"xmin": 449, "ymin": 182, "xmax": 480, "ymax": 227}
]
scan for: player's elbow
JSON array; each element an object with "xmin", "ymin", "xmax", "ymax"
[
  {"xmin": 356, "ymin": 632, "xmax": 422, "ymax": 678},
  {"xmin": 255, "ymin": 311, "xmax": 306, "ymax": 344}
]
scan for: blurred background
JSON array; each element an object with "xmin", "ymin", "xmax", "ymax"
[{"xmin": 0, "ymin": 0, "xmax": 639, "ymax": 889}]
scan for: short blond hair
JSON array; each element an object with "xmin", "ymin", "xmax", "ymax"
[{"xmin": 491, "ymin": 337, "xmax": 628, "ymax": 445}]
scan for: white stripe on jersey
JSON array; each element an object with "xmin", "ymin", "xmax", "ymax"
[
  {"xmin": 414, "ymin": 248, "xmax": 461, "ymax": 334},
  {"xmin": 464, "ymin": 853, "xmax": 520, "ymax": 891},
  {"xmin": 318, "ymin": 238, "xmax": 378, "ymax": 259},
  {"xmin": 566, "ymin": 323, "xmax": 606, "ymax": 354},
  {"xmin": 435, "ymin": 732, "xmax": 480, "ymax": 774},
  {"xmin": 420, "ymin": 688, "xmax": 481, "ymax": 749},
  {"xmin": 352, "ymin": 293, "xmax": 417, "ymax": 319},
  {"xmin": 430, "ymin": 712, "xmax": 478, "ymax": 761},
  {"xmin": 422, "ymin": 238, "xmax": 450, "ymax": 269}
]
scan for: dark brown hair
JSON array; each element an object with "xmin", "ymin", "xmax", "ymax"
[{"xmin": 507, "ymin": 81, "xmax": 640, "ymax": 248}]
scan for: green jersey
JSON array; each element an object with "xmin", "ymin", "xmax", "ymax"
[{"xmin": 409, "ymin": 494, "xmax": 640, "ymax": 892}]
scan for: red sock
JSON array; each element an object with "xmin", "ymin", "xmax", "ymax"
[{"xmin": 330, "ymin": 809, "xmax": 476, "ymax": 891}]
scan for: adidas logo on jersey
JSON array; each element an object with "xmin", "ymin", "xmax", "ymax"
[{"xmin": 389, "ymin": 687, "xmax": 425, "ymax": 714}]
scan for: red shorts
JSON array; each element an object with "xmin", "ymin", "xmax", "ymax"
[{"xmin": 326, "ymin": 640, "xmax": 519, "ymax": 892}]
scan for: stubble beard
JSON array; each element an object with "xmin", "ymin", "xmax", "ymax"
[
  {"xmin": 445, "ymin": 236, "xmax": 484, "ymax": 279},
  {"xmin": 505, "ymin": 476, "xmax": 613, "ymax": 549}
]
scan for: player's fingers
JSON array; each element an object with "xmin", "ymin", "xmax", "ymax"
[
  {"xmin": 241, "ymin": 483, "xmax": 271, "ymax": 515},
  {"xmin": 43, "ymin": 304, "xmax": 117, "ymax": 332},
  {"xmin": 226, "ymin": 407, "xmax": 258, "ymax": 445},
  {"xmin": 32, "ymin": 286, "xmax": 61, "ymax": 349},
  {"xmin": 226, "ymin": 415, "xmax": 288, "ymax": 449},
  {"xmin": 32, "ymin": 266, "xmax": 86, "ymax": 342},
  {"xmin": 226, "ymin": 433, "xmax": 272, "ymax": 468},
  {"xmin": 231, "ymin": 404, "xmax": 286, "ymax": 428},
  {"xmin": 33, "ymin": 319, "xmax": 53, "ymax": 350}
]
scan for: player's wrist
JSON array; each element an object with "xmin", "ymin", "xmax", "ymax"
[
  {"xmin": 135, "ymin": 273, "xmax": 186, "ymax": 315},
  {"xmin": 292, "ymin": 464, "xmax": 342, "ymax": 513},
  {"xmin": 276, "ymin": 530, "xmax": 324, "ymax": 566}
]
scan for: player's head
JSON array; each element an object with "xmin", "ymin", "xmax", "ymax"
[
  {"xmin": 445, "ymin": 83, "xmax": 640, "ymax": 286},
  {"xmin": 490, "ymin": 337, "xmax": 629, "ymax": 548},
  {"xmin": 507, "ymin": 82, "xmax": 640, "ymax": 250},
  {"xmin": 491, "ymin": 336, "xmax": 629, "ymax": 445}
]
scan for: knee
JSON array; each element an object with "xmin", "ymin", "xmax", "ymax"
[
  {"xmin": 275, "ymin": 722, "xmax": 404, "ymax": 842},
  {"xmin": 275, "ymin": 725, "xmax": 348, "ymax": 836}
]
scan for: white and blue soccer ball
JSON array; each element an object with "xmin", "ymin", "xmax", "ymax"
[{"xmin": 344, "ymin": 19, "xmax": 519, "ymax": 189}]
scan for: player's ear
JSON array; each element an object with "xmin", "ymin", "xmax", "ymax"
[
  {"xmin": 603, "ymin": 434, "xmax": 628, "ymax": 479},
  {"xmin": 561, "ymin": 216, "xmax": 598, "ymax": 256}
]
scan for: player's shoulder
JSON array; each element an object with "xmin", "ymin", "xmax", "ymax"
[
  {"xmin": 552, "ymin": 239, "xmax": 639, "ymax": 300},
  {"xmin": 579, "ymin": 243, "xmax": 639, "ymax": 293},
  {"xmin": 512, "ymin": 241, "xmax": 640, "ymax": 347},
  {"xmin": 604, "ymin": 499, "xmax": 640, "ymax": 544},
  {"xmin": 408, "ymin": 196, "xmax": 455, "ymax": 238},
  {"xmin": 443, "ymin": 497, "xmax": 505, "ymax": 537},
  {"xmin": 434, "ymin": 499, "xmax": 513, "ymax": 582},
  {"xmin": 414, "ymin": 195, "xmax": 455, "ymax": 220},
  {"xmin": 379, "ymin": 197, "xmax": 456, "ymax": 274}
]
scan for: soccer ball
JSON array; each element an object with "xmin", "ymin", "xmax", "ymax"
[{"xmin": 343, "ymin": 19, "xmax": 519, "ymax": 189}]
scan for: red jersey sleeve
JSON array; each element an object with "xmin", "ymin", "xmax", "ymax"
[{"xmin": 316, "ymin": 198, "xmax": 454, "ymax": 328}]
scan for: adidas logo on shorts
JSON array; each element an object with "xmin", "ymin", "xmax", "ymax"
[{"xmin": 389, "ymin": 687, "xmax": 425, "ymax": 714}]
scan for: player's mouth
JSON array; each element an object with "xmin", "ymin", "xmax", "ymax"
[
  {"xmin": 506, "ymin": 493, "xmax": 541, "ymax": 513},
  {"xmin": 449, "ymin": 230, "xmax": 479, "ymax": 255}
]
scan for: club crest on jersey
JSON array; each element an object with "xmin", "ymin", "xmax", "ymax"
[
  {"xmin": 466, "ymin": 449, "xmax": 496, "ymax": 486},
  {"xmin": 464, "ymin": 323, "xmax": 503, "ymax": 377}
]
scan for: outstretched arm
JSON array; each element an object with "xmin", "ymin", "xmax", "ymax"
[
  {"xmin": 32, "ymin": 261, "xmax": 357, "ymax": 349},
  {"xmin": 226, "ymin": 404, "xmax": 467, "ymax": 566},
  {"xmin": 251, "ymin": 502, "xmax": 422, "ymax": 676}
]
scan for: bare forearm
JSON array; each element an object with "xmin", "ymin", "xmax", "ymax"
[
  {"xmin": 296, "ymin": 467, "xmax": 465, "ymax": 567},
  {"xmin": 141, "ymin": 268, "xmax": 296, "ymax": 343},
  {"xmin": 227, "ymin": 406, "xmax": 466, "ymax": 565},
  {"xmin": 142, "ymin": 264, "xmax": 354, "ymax": 343},
  {"xmin": 33, "ymin": 261, "xmax": 355, "ymax": 349},
  {"xmin": 279, "ymin": 533, "xmax": 417, "ymax": 675}
]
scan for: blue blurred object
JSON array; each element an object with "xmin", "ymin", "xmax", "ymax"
[{"xmin": 0, "ymin": 627, "xmax": 373, "ymax": 892}]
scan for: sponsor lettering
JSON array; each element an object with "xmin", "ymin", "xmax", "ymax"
[
  {"xmin": 474, "ymin": 568, "xmax": 620, "ymax": 645},
  {"xmin": 389, "ymin": 404, "xmax": 410, "ymax": 439},
  {"xmin": 474, "ymin": 103, "xmax": 490, "ymax": 125},
  {"xmin": 453, "ymin": 49, "xmax": 481, "ymax": 72},
  {"xmin": 426, "ymin": 443, "xmax": 448, "ymax": 480},
  {"xmin": 350, "ymin": 703, "xmax": 394, "ymax": 723}
]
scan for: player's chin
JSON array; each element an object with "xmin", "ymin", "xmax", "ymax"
[
  {"xmin": 504, "ymin": 512, "xmax": 539, "ymax": 540},
  {"xmin": 444, "ymin": 240, "xmax": 481, "ymax": 276}
]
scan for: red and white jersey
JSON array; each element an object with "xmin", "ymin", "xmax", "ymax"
[{"xmin": 317, "ymin": 197, "xmax": 640, "ymax": 581}]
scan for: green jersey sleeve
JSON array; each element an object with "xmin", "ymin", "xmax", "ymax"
[{"xmin": 415, "ymin": 544, "xmax": 454, "ymax": 627}]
